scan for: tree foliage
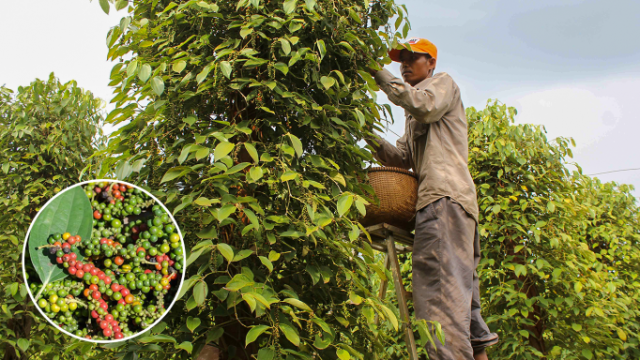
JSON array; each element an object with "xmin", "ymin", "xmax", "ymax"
[
  {"xmin": 467, "ymin": 101, "xmax": 640, "ymax": 359},
  {"xmin": 0, "ymin": 74, "xmax": 106, "ymax": 359},
  {"xmin": 92, "ymin": 0, "xmax": 412, "ymax": 359}
]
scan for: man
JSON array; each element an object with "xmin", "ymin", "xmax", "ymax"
[{"xmin": 366, "ymin": 38, "xmax": 499, "ymax": 360}]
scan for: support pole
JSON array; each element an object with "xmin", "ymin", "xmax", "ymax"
[{"xmin": 387, "ymin": 235, "xmax": 418, "ymax": 360}]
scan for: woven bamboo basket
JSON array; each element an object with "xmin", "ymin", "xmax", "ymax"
[{"xmin": 360, "ymin": 167, "xmax": 418, "ymax": 232}]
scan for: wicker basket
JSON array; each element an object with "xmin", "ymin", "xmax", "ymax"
[{"xmin": 360, "ymin": 167, "xmax": 418, "ymax": 232}]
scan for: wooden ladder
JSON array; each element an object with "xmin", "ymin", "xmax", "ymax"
[{"xmin": 365, "ymin": 223, "xmax": 418, "ymax": 360}]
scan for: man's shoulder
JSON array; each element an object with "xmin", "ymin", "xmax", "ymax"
[{"xmin": 417, "ymin": 72, "xmax": 458, "ymax": 90}]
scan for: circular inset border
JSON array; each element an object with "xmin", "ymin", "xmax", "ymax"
[{"xmin": 22, "ymin": 179, "xmax": 187, "ymax": 343}]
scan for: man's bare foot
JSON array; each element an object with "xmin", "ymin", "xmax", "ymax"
[{"xmin": 473, "ymin": 349, "xmax": 488, "ymax": 360}]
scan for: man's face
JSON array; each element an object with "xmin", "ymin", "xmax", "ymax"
[{"xmin": 399, "ymin": 50, "xmax": 436, "ymax": 86}]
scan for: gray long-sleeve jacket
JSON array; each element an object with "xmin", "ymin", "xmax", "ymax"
[{"xmin": 369, "ymin": 68, "xmax": 479, "ymax": 223}]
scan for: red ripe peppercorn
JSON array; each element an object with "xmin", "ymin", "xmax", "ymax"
[
  {"xmin": 98, "ymin": 272, "xmax": 106, "ymax": 280},
  {"xmin": 110, "ymin": 199, "xmax": 116, "ymax": 205},
  {"xmin": 155, "ymin": 255, "xmax": 163, "ymax": 263},
  {"xmin": 144, "ymin": 269, "xmax": 152, "ymax": 274},
  {"xmin": 100, "ymin": 302, "xmax": 109, "ymax": 311},
  {"xmin": 99, "ymin": 320, "xmax": 109, "ymax": 329},
  {"xmin": 111, "ymin": 283, "xmax": 121, "ymax": 292},
  {"xmin": 104, "ymin": 277, "xmax": 112, "ymax": 285},
  {"xmin": 67, "ymin": 237, "xmax": 76, "ymax": 245},
  {"xmin": 62, "ymin": 254, "xmax": 70, "ymax": 262},
  {"xmin": 90, "ymin": 268, "xmax": 99, "ymax": 276},
  {"xmin": 169, "ymin": 260, "xmax": 175, "ymax": 266},
  {"xmin": 163, "ymin": 284, "xmax": 170, "ymax": 290},
  {"xmin": 112, "ymin": 189, "xmax": 121, "ymax": 198},
  {"xmin": 136, "ymin": 247, "xmax": 145, "ymax": 254},
  {"xmin": 94, "ymin": 186, "xmax": 101, "ymax": 193},
  {"xmin": 100, "ymin": 238, "xmax": 108, "ymax": 245},
  {"xmin": 82, "ymin": 264, "xmax": 91, "ymax": 273},
  {"xmin": 115, "ymin": 332, "xmax": 124, "ymax": 339},
  {"xmin": 91, "ymin": 310, "xmax": 99, "ymax": 319},
  {"xmin": 68, "ymin": 267, "xmax": 77, "ymax": 275},
  {"xmin": 76, "ymin": 270, "xmax": 85, "ymax": 278},
  {"xmin": 105, "ymin": 314, "xmax": 114, "ymax": 322},
  {"xmin": 117, "ymin": 299, "xmax": 125, "ymax": 305},
  {"xmin": 75, "ymin": 261, "xmax": 84, "ymax": 269},
  {"xmin": 120, "ymin": 288, "xmax": 130, "ymax": 297},
  {"xmin": 62, "ymin": 242, "xmax": 70, "ymax": 249},
  {"xmin": 93, "ymin": 210, "xmax": 102, "ymax": 219},
  {"xmin": 56, "ymin": 257, "xmax": 63, "ymax": 264},
  {"xmin": 155, "ymin": 264, "xmax": 162, "ymax": 271},
  {"xmin": 112, "ymin": 326, "xmax": 121, "ymax": 333},
  {"xmin": 114, "ymin": 256, "xmax": 124, "ymax": 266},
  {"xmin": 103, "ymin": 328, "xmax": 112, "ymax": 337},
  {"xmin": 89, "ymin": 284, "xmax": 98, "ymax": 291},
  {"xmin": 69, "ymin": 252, "xmax": 77, "ymax": 260}
]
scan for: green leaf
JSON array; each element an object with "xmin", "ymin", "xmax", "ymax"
[
  {"xmin": 571, "ymin": 323, "xmax": 582, "ymax": 332},
  {"xmin": 246, "ymin": 325, "xmax": 270, "ymax": 346},
  {"xmin": 279, "ymin": 323, "xmax": 300, "ymax": 346},
  {"xmin": 337, "ymin": 349, "xmax": 350, "ymax": 360},
  {"xmin": 244, "ymin": 143, "xmax": 259, "ymax": 163},
  {"xmin": 220, "ymin": 61, "xmax": 232, "ymax": 79},
  {"xmin": 176, "ymin": 341, "xmax": 193, "ymax": 353},
  {"xmin": 99, "ymin": 0, "xmax": 110, "ymax": 14},
  {"xmin": 279, "ymin": 38, "xmax": 291, "ymax": 55},
  {"xmin": 315, "ymin": 40, "xmax": 326, "ymax": 60},
  {"xmin": 283, "ymin": 0, "xmax": 297, "ymax": 14},
  {"xmin": 582, "ymin": 349, "xmax": 593, "ymax": 359},
  {"xmin": 320, "ymin": 76, "xmax": 336, "ymax": 90},
  {"xmin": 547, "ymin": 201, "xmax": 555, "ymax": 213},
  {"xmin": 193, "ymin": 281, "xmax": 208, "ymax": 305},
  {"xmin": 217, "ymin": 243, "xmax": 234, "ymax": 263},
  {"xmin": 138, "ymin": 64, "xmax": 151, "ymax": 82},
  {"xmin": 249, "ymin": 166, "xmax": 264, "ymax": 181},
  {"xmin": 214, "ymin": 142, "xmax": 235, "ymax": 161},
  {"xmin": 232, "ymin": 249, "xmax": 254, "ymax": 262},
  {"xmin": 29, "ymin": 186, "xmax": 92, "ymax": 289},
  {"xmin": 259, "ymin": 256, "xmax": 273, "ymax": 272},
  {"xmin": 304, "ymin": 0, "xmax": 316, "ymax": 10},
  {"xmin": 283, "ymin": 298, "xmax": 312, "ymax": 312},
  {"xmin": 138, "ymin": 335, "xmax": 177, "ymax": 343},
  {"xmin": 378, "ymin": 304, "xmax": 399, "ymax": 331},
  {"xmin": 337, "ymin": 194, "xmax": 353, "ymax": 217},
  {"xmin": 160, "ymin": 167, "xmax": 191, "ymax": 183},
  {"xmin": 172, "ymin": 60, "xmax": 186, "ymax": 73},
  {"xmin": 257, "ymin": 348, "xmax": 275, "ymax": 360},
  {"xmin": 187, "ymin": 317, "xmax": 201, "ymax": 332},
  {"xmin": 150, "ymin": 77, "xmax": 164, "ymax": 96},
  {"xmin": 17, "ymin": 338, "xmax": 29, "ymax": 353},
  {"xmin": 274, "ymin": 62, "xmax": 289, "ymax": 75},
  {"xmin": 287, "ymin": 133, "xmax": 303, "ymax": 157},
  {"xmin": 240, "ymin": 27, "xmax": 253, "ymax": 39},
  {"xmin": 280, "ymin": 171, "xmax": 298, "ymax": 181}
]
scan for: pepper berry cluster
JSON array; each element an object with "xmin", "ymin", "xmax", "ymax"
[{"xmin": 29, "ymin": 181, "xmax": 184, "ymax": 341}]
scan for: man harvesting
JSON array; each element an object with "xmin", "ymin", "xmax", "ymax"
[{"xmin": 366, "ymin": 38, "xmax": 499, "ymax": 360}]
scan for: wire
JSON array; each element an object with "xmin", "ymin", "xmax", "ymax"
[{"xmin": 586, "ymin": 168, "xmax": 640, "ymax": 176}]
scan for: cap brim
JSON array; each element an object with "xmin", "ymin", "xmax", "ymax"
[{"xmin": 388, "ymin": 46, "xmax": 431, "ymax": 62}]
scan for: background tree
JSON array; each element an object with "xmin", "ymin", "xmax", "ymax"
[
  {"xmin": 449, "ymin": 100, "xmax": 640, "ymax": 359},
  {"xmin": 93, "ymin": 0, "xmax": 413, "ymax": 359},
  {"xmin": 0, "ymin": 74, "xmax": 106, "ymax": 359}
]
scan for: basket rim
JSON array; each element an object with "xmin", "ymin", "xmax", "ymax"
[{"xmin": 367, "ymin": 166, "xmax": 418, "ymax": 179}]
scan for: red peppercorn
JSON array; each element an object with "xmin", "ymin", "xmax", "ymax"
[
  {"xmin": 93, "ymin": 210, "xmax": 102, "ymax": 219},
  {"xmin": 69, "ymin": 253, "xmax": 77, "ymax": 260},
  {"xmin": 76, "ymin": 270, "xmax": 85, "ymax": 279},
  {"xmin": 82, "ymin": 264, "xmax": 91, "ymax": 273},
  {"xmin": 115, "ymin": 332, "xmax": 124, "ymax": 339},
  {"xmin": 100, "ymin": 238, "xmax": 108, "ymax": 245},
  {"xmin": 111, "ymin": 284, "xmax": 121, "ymax": 292},
  {"xmin": 69, "ymin": 267, "xmax": 77, "ymax": 275},
  {"xmin": 94, "ymin": 187, "xmax": 102, "ymax": 193},
  {"xmin": 120, "ymin": 288, "xmax": 130, "ymax": 297},
  {"xmin": 104, "ymin": 277, "xmax": 112, "ymax": 285},
  {"xmin": 56, "ymin": 257, "xmax": 63, "ymax": 264},
  {"xmin": 89, "ymin": 284, "xmax": 98, "ymax": 291},
  {"xmin": 103, "ymin": 328, "xmax": 112, "ymax": 337},
  {"xmin": 90, "ymin": 268, "xmax": 99, "ymax": 276},
  {"xmin": 105, "ymin": 314, "xmax": 114, "ymax": 322},
  {"xmin": 100, "ymin": 302, "xmax": 109, "ymax": 311}
]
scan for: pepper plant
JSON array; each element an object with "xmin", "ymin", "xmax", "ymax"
[{"xmin": 94, "ymin": 0, "xmax": 412, "ymax": 358}]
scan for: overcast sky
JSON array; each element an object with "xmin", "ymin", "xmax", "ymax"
[{"xmin": 1, "ymin": 0, "xmax": 638, "ymax": 198}]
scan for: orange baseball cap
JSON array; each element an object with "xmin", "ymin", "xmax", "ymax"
[{"xmin": 389, "ymin": 37, "xmax": 438, "ymax": 62}]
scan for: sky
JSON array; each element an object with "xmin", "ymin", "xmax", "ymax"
[{"xmin": 1, "ymin": 0, "xmax": 638, "ymax": 198}]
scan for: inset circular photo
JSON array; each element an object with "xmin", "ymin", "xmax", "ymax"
[{"xmin": 22, "ymin": 180, "xmax": 186, "ymax": 342}]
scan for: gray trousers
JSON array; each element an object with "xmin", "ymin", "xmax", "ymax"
[{"xmin": 413, "ymin": 197, "xmax": 497, "ymax": 359}]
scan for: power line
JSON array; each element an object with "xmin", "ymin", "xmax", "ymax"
[{"xmin": 586, "ymin": 168, "xmax": 640, "ymax": 176}]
